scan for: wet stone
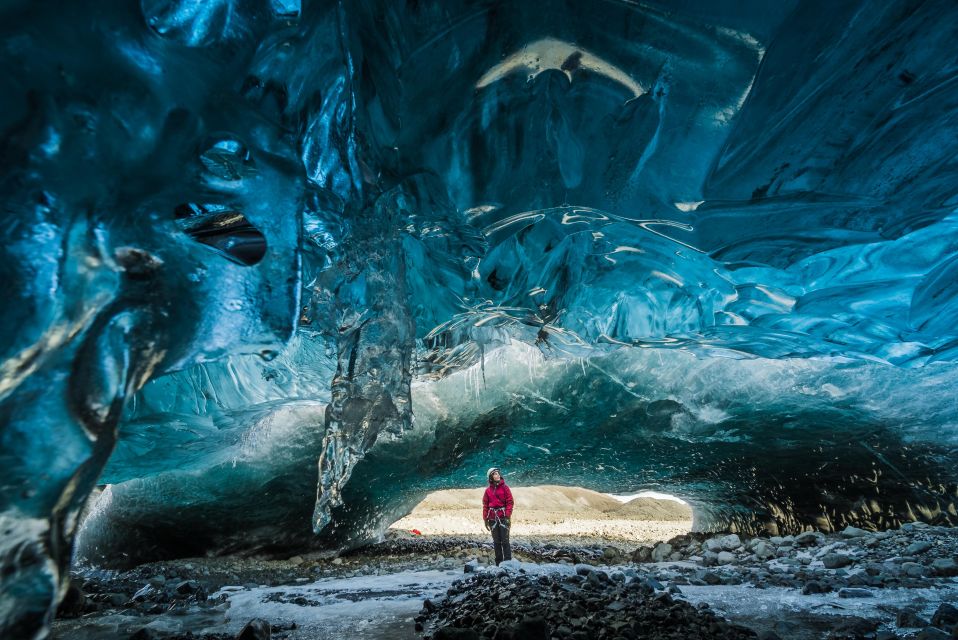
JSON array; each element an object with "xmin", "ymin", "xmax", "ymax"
[
  {"xmin": 795, "ymin": 532, "xmax": 825, "ymax": 547},
  {"xmin": 906, "ymin": 541, "xmax": 933, "ymax": 555},
  {"xmin": 236, "ymin": 618, "xmax": 271, "ymax": 640},
  {"xmin": 822, "ymin": 553, "xmax": 852, "ymax": 569},
  {"xmin": 931, "ymin": 558, "xmax": 958, "ymax": 577},
  {"xmin": 897, "ymin": 608, "xmax": 929, "ymax": 628},
  {"xmin": 931, "ymin": 603, "xmax": 958, "ymax": 629}
]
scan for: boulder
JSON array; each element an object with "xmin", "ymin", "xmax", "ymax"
[
  {"xmin": 905, "ymin": 541, "xmax": 933, "ymax": 555},
  {"xmin": 236, "ymin": 619, "xmax": 271, "ymax": 640},
  {"xmin": 801, "ymin": 581, "xmax": 829, "ymax": 595},
  {"xmin": 840, "ymin": 526, "xmax": 869, "ymax": 538},
  {"xmin": 822, "ymin": 553, "xmax": 852, "ymax": 569},
  {"xmin": 174, "ymin": 580, "xmax": 200, "ymax": 595},
  {"xmin": 631, "ymin": 546, "xmax": 652, "ymax": 563},
  {"xmin": 717, "ymin": 551, "xmax": 736, "ymax": 566},
  {"xmin": 650, "ymin": 543, "xmax": 673, "ymax": 563},
  {"xmin": 931, "ymin": 603, "xmax": 958, "ymax": 630},
  {"xmin": 931, "ymin": 558, "xmax": 958, "ymax": 577},
  {"xmin": 897, "ymin": 609, "xmax": 929, "ymax": 628},
  {"xmin": 719, "ymin": 534, "xmax": 742, "ymax": 551},
  {"xmin": 794, "ymin": 531, "xmax": 824, "ymax": 546},
  {"xmin": 602, "ymin": 546, "xmax": 621, "ymax": 562}
]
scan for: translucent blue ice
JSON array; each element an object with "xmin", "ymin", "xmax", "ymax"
[{"xmin": 2, "ymin": 1, "xmax": 958, "ymax": 636}]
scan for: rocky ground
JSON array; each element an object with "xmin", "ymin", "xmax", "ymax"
[{"xmin": 53, "ymin": 523, "xmax": 958, "ymax": 640}]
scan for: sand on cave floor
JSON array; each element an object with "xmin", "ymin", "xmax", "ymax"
[{"xmin": 388, "ymin": 485, "xmax": 693, "ymax": 548}]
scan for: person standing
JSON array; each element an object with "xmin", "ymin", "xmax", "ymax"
[{"xmin": 482, "ymin": 467, "xmax": 514, "ymax": 565}]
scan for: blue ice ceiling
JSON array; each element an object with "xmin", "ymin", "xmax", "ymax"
[{"xmin": 2, "ymin": 0, "xmax": 958, "ymax": 637}]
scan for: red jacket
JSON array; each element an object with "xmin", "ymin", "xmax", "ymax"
[{"xmin": 482, "ymin": 481, "xmax": 514, "ymax": 520}]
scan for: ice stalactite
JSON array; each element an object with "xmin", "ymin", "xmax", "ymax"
[{"xmin": 313, "ymin": 195, "xmax": 416, "ymax": 533}]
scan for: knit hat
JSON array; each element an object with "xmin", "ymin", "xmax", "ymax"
[{"xmin": 487, "ymin": 467, "xmax": 502, "ymax": 482}]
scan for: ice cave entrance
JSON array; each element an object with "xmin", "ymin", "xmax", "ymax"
[{"xmin": 389, "ymin": 486, "xmax": 692, "ymax": 545}]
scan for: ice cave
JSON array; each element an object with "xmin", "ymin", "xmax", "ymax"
[{"xmin": 2, "ymin": 0, "xmax": 958, "ymax": 638}]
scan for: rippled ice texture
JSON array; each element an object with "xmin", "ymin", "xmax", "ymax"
[{"xmin": 3, "ymin": 0, "xmax": 958, "ymax": 637}]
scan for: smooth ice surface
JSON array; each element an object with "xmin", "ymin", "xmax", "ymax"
[{"xmin": 4, "ymin": 0, "xmax": 958, "ymax": 636}]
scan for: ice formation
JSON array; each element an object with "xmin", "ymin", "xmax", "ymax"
[{"xmin": 3, "ymin": 0, "xmax": 958, "ymax": 636}]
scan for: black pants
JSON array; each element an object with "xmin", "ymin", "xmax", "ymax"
[{"xmin": 489, "ymin": 520, "xmax": 512, "ymax": 564}]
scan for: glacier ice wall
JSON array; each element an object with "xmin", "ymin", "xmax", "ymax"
[{"xmin": 3, "ymin": 0, "xmax": 958, "ymax": 636}]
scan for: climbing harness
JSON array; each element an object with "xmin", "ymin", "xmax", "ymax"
[{"xmin": 488, "ymin": 506, "xmax": 509, "ymax": 530}]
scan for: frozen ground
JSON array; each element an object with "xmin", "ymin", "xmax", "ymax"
[
  {"xmin": 54, "ymin": 569, "xmax": 462, "ymax": 640},
  {"xmin": 678, "ymin": 583, "xmax": 958, "ymax": 639},
  {"xmin": 54, "ymin": 523, "xmax": 958, "ymax": 639}
]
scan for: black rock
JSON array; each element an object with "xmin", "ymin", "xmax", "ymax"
[
  {"xmin": 703, "ymin": 572, "xmax": 723, "ymax": 586},
  {"xmin": 898, "ymin": 608, "xmax": 929, "ymax": 628},
  {"xmin": 631, "ymin": 546, "xmax": 652, "ymax": 563},
  {"xmin": 828, "ymin": 616, "xmax": 878, "ymax": 639},
  {"xmin": 434, "ymin": 627, "xmax": 480, "ymax": 640},
  {"xmin": 236, "ymin": 618, "xmax": 271, "ymax": 640},
  {"xmin": 501, "ymin": 617, "xmax": 549, "ymax": 640},
  {"xmin": 932, "ymin": 603, "xmax": 958, "ymax": 630},
  {"xmin": 801, "ymin": 581, "xmax": 829, "ymax": 595},
  {"xmin": 57, "ymin": 582, "xmax": 87, "ymax": 618},
  {"xmin": 174, "ymin": 580, "xmax": 200, "ymax": 595},
  {"xmin": 794, "ymin": 532, "xmax": 824, "ymax": 547},
  {"xmin": 129, "ymin": 629, "xmax": 163, "ymax": 640}
]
